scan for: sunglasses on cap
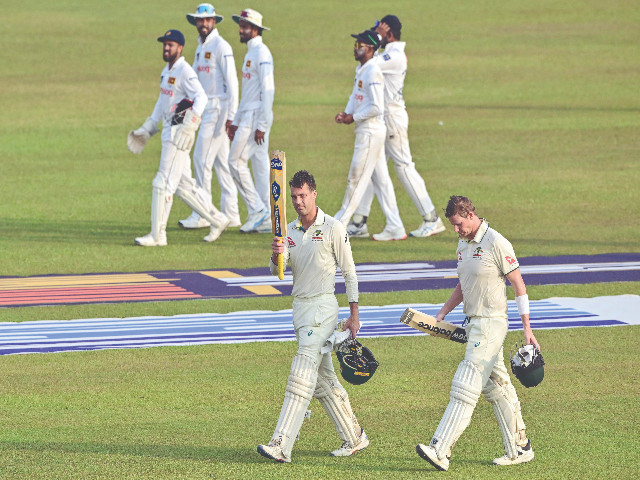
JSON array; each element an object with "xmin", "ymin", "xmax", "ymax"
[
  {"xmin": 196, "ymin": 5, "xmax": 214, "ymax": 14},
  {"xmin": 354, "ymin": 40, "xmax": 371, "ymax": 49}
]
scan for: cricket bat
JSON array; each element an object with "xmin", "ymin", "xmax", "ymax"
[
  {"xmin": 399, "ymin": 308, "xmax": 468, "ymax": 344},
  {"xmin": 269, "ymin": 150, "xmax": 287, "ymax": 280}
]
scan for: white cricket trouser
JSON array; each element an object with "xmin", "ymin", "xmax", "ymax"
[
  {"xmin": 152, "ymin": 130, "xmax": 223, "ymax": 223},
  {"xmin": 191, "ymin": 104, "xmax": 239, "ymax": 221},
  {"xmin": 335, "ymin": 126, "xmax": 403, "ymax": 231},
  {"xmin": 228, "ymin": 109, "xmax": 270, "ymax": 216},
  {"xmin": 354, "ymin": 110, "xmax": 435, "ymax": 220}
]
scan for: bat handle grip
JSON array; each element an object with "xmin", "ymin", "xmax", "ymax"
[{"xmin": 277, "ymin": 236, "xmax": 284, "ymax": 280}]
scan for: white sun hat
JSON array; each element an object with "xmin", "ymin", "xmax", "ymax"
[
  {"xmin": 232, "ymin": 8, "xmax": 270, "ymax": 31},
  {"xmin": 186, "ymin": 3, "xmax": 224, "ymax": 26}
]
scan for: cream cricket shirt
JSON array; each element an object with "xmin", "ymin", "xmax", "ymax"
[
  {"xmin": 149, "ymin": 56, "xmax": 207, "ymax": 142},
  {"xmin": 193, "ymin": 29, "xmax": 239, "ymax": 121},
  {"xmin": 233, "ymin": 36, "xmax": 274, "ymax": 133},
  {"xmin": 344, "ymin": 57, "xmax": 385, "ymax": 134},
  {"xmin": 456, "ymin": 220, "xmax": 520, "ymax": 319},
  {"xmin": 373, "ymin": 41, "xmax": 407, "ymax": 113},
  {"xmin": 270, "ymin": 208, "xmax": 359, "ymax": 303}
]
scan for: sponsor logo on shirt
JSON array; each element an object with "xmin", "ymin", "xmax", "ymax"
[
  {"xmin": 168, "ymin": 77, "xmax": 176, "ymax": 85},
  {"xmin": 197, "ymin": 66, "xmax": 210, "ymax": 73},
  {"xmin": 505, "ymin": 255, "xmax": 516, "ymax": 265},
  {"xmin": 205, "ymin": 52, "xmax": 211, "ymax": 60},
  {"xmin": 458, "ymin": 250, "xmax": 462, "ymax": 261},
  {"xmin": 473, "ymin": 247, "xmax": 483, "ymax": 258},
  {"xmin": 161, "ymin": 88, "xmax": 173, "ymax": 96},
  {"xmin": 311, "ymin": 229, "xmax": 324, "ymax": 241},
  {"xmin": 354, "ymin": 94, "xmax": 364, "ymax": 102},
  {"xmin": 243, "ymin": 72, "xmax": 251, "ymax": 79}
]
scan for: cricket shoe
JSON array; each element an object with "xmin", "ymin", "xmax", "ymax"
[
  {"xmin": 257, "ymin": 442, "xmax": 291, "ymax": 463},
  {"xmin": 255, "ymin": 217, "xmax": 273, "ymax": 233},
  {"xmin": 346, "ymin": 222, "xmax": 370, "ymax": 238},
  {"xmin": 372, "ymin": 227, "xmax": 407, "ymax": 241},
  {"xmin": 493, "ymin": 439, "xmax": 534, "ymax": 466},
  {"xmin": 240, "ymin": 209, "xmax": 270, "ymax": 233},
  {"xmin": 416, "ymin": 444, "xmax": 449, "ymax": 471},
  {"xmin": 178, "ymin": 212, "xmax": 210, "ymax": 229},
  {"xmin": 226, "ymin": 215, "xmax": 242, "ymax": 228},
  {"xmin": 134, "ymin": 232, "xmax": 167, "ymax": 247},
  {"xmin": 410, "ymin": 218, "xmax": 446, "ymax": 238},
  {"xmin": 203, "ymin": 215, "xmax": 230, "ymax": 243},
  {"xmin": 330, "ymin": 429, "xmax": 369, "ymax": 457}
]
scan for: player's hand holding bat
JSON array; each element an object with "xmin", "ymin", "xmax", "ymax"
[{"xmin": 271, "ymin": 236, "xmax": 284, "ymax": 264}]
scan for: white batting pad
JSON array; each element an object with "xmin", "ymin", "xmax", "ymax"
[
  {"xmin": 483, "ymin": 377, "xmax": 527, "ymax": 459},
  {"xmin": 314, "ymin": 375, "xmax": 359, "ymax": 445},
  {"xmin": 430, "ymin": 360, "xmax": 483, "ymax": 459},
  {"xmin": 176, "ymin": 184, "xmax": 225, "ymax": 228},
  {"xmin": 271, "ymin": 354, "xmax": 318, "ymax": 457}
]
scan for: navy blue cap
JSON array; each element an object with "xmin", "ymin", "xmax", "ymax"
[
  {"xmin": 157, "ymin": 29, "xmax": 185, "ymax": 46},
  {"xmin": 351, "ymin": 30, "xmax": 382, "ymax": 49}
]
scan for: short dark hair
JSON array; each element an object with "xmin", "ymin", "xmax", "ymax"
[
  {"xmin": 381, "ymin": 15, "xmax": 402, "ymax": 40},
  {"xmin": 445, "ymin": 195, "xmax": 476, "ymax": 218},
  {"xmin": 289, "ymin": 170, "xmax": 316, "ymax": 191}
]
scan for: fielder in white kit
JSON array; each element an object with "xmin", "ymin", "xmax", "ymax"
[
  {"xmin": 335, "ymin": 29, "xmax": 406, "ymax": 241},
  {"xmin": 257, "ymin": 170, "xmax": 369, "ymax": 463},
  {"xmin": 416, "ymin": 195, "xmax": 539, "ymax": 471},
  {"xmin": 179, "ymin": 3, "xmax": 241, "ymax": 230},
  {"xmin": 228, "ymin": 9, "xmax": 274, "ymax": 233},
  {"xmin": 127, "ymin": 29, "xmax": 229, "ymax": 246},
  {"xmin": 347, "ymin": 15, "xmax": 446, "ymax": 239}
]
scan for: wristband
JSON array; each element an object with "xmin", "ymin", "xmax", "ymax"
[{"xmin": 515, "ymin": 294, "xmax": 530, "ymax": 316}]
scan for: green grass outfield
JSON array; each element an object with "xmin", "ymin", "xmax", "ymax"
[{"xmin": 1, "ymin": 0, "xmax": 639, "ymax": 477}]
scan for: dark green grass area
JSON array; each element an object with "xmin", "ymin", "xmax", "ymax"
[
  {"xmin": 0, "ymin": 327, "xmax": 638, "ymax": 479},
  {"xmin": 1, "ymin": 0, "xmax": 638, "ymax": 276}
]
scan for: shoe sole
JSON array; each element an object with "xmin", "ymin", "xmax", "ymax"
[
  {"xmin": 178, "ymin": 222, "xmax": 210, "ymax": 229},
  {"xmin": 257, "ymin": 445, "xmax": 289, "ymax": 463},
  {"xmin": 416, "ymin": 445, "xmax": 447, "ymax": 471},
  {"xmin": 372, "ymin": 234, "xmax": 408, "ymax": 241},
  {"xmin": 347, "ymin": 233, "xmax": 370, "ymax": 238}
]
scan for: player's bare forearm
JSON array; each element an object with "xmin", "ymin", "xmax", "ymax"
[
  {"xmin": 344, "ymin": 302, "xmax": 360, "ymax": 338},
  {"xmin": 436, "ymin": 283, "xmax": 463, "ymax": 321}
]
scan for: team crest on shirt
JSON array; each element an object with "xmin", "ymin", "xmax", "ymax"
[
  {"xmin": 246, "ymin": 60, "xmax": 251, "ymax": 67},
  {"xmin": 473, "ymin": 247, "xmax": 483, "ymax": 258},
  {"xmin": 311, "ymin": 230, "xmax": 324, "ymax": 241},
  {"xmin": 168, "ymin": 77, "xmax": 176, "ymax": 85},
  {"xmin": 505, "ymin": 255, "xmax": 516, "ymax": 265},
  {"xmin": 287, "ymin": 237, "xmax": 296, "ymax": 247},
  {"xmin": 358, "ymin": 80, "xmax": 363, "ymax": 88},
  {"xmin": 205, "ymin": 52, "xmax": 211, "ymax": 59},
  {"xmin": 383, "ymin": 53, "xmax": 391, "ymax": 61}
]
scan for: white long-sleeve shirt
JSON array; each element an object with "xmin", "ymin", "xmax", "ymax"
[
  {"xmin": 344, "ymin": 57, "xmax": 385, "ymax": 133},
  {"xmin": 149, "ymin": 56, "xmax": 207, "ymax": 141},
  {"xmin": 193, "ymin": 29, "xmax": 239, "ymax": 121},
  {"xmin": 270, "ymin": 208, "xmax": 359, "ymax": 303},
  {"xmin": 373, "ymin": 41, "xmax": 407, "ymax": 113},
  {"xmin": 233, "ymin": 36, "xmax": 274, "ymax": 132}
]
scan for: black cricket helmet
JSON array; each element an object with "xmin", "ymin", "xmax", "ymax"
[
  {"xmin": 336, "ymin": 338, "xmax": 379, "ymax": 385},
  {"xmin": 510, "ymin": 342, "xmax": 545, "ymax": 388}
]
